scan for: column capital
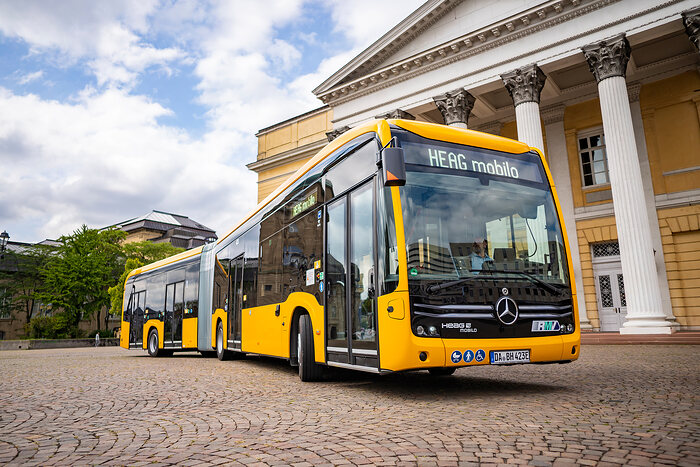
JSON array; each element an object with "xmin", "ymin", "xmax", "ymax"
[
  {"xmin": 627, "ymin": 82, "xmax": 642, "ymax": 103},
  {"xmin": 582, "ymin": 34, "xmax": 631, "ymax": 83},
  {"xmin": 374, "ymin": 108, "xmax": 415, "ymax": 120},
  {"xmin": 682, "ymin": 8, "xmax": 700, "ymax": 51},
  {"xmin": 541, "ymin": 104, "xmax": 566, "ymax": 125},
  {"xmin": 501, "ymin": 64, "xmax": 547, "ymax": 107},
  {"xmin": 326, "ymin": 126, "xmax": 350, "ymax": 142},
  {"xmin": 433, "ymin": 89, "xmax": 475, "ymax": 126}
]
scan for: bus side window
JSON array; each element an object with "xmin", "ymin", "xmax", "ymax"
[{"xmin": 325, "ymin": 139, "xmax": 378, "ymax": 201}]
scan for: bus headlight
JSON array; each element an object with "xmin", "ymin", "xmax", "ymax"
[
  {"xmin": 567, "ymin": 324, "xmax": 574, "ymax": 333},
  {"xmin": 428, "ymin": 326, "xmax": 438, "ymax": 336},
  {"xmin": 416, "ymin": 325, "xmax": 426, "ymax": 336}
]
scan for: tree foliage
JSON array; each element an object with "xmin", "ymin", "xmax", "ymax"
[
  {"xmin": 107, "ymin": 242, "xmax": 184, "ymax": 316},
  {"xmin": 0, "ymin": 244, "xmax": 54, "ymax": 323},
  {"xmin": 38, "ymin": 225, "xmax": 126, "ymax": 328}
]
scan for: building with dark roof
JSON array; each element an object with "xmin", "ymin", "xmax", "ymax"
[{"xmin": 112, "ymin": 210, "xmax": 217, "ymax": 249}]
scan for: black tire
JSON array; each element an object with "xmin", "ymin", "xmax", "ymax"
[
  {"xmin": 216, "ymin": 321, "xmax": 229, "ymax": 361},
  {"xmin": 147, "ymin": 329, "xmax": 160, "ymax": 357},
  {"xmin": 428, "ymin": 367, "xmax": 456, "ymax": 376},
  {"xmin": 298, "ymin": 314, "xmax": 323, "ymax": 382}
]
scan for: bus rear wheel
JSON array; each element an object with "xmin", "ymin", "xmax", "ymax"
[
  {"xmin": 216, "ymin": 321, "xmax": 229, "ymax": 361},
  {"xmin": 147, "ymin": 329, "xmax": 160, "ymax": 357},
  {"xmin": 298, "ymin": 314, "xmax": 323, "ymax": 382},
  {"xmin": 428, "ymin": 367, "xmax": 456, "ymax": 376}
]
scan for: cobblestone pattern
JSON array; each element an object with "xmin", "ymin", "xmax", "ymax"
[{"xmin": 0, "ymin": 345, "xmax": 698, "ymax": 466}]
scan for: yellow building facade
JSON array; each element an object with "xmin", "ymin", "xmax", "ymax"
[{"xmin": 249, "ymin": 106, "xmax": 333, "ymax": 203}]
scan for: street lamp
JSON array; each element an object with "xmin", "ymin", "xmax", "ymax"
[{"xmin": 0, "ymin": 231, "xmax": 8, "ymax": 259}]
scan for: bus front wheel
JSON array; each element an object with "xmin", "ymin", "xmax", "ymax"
[
  {"xmin": 216, "ymin": 321, "xmax": 229, "ymax": 361},
  {"xmin": 147, "ymin": 329, "xmax": 160, "ymax": 357},
  {"xmin": 297, "ymin": 314, "xmax": 323, "ymax": 382}
]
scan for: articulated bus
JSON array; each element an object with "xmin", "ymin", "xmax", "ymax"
[{"xmin": 120, "ymin": 119, "xmax": 580, "ymax": 381}]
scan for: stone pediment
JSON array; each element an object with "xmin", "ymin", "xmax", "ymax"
[{"xmin": 313, "ymin": 0, "xmax": 620, "ymax": 106}]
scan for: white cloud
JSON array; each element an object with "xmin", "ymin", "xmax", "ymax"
[
  {"xmin": 0, "ymin": 86, "xmax": 255, "ymax": 241},
  {"xmin": 0, "ymin": 0, "xmax": 185, "ymax": 88},
  {"xmin": 17, "ymin": 70, "xmax": 44, "ymax": 85},
  {"xmin": 327, "ymin": 0, "xmax": 425, "ymax": 50}
]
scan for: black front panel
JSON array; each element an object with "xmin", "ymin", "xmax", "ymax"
[{"xmin": 409, "ymin": 280, "xmax": 574, "ymax": 339}]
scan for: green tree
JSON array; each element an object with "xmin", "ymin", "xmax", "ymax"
[
  {"xmin": 38, "ymin": 225, "xmax": 126, "ymax": 332},
  {"xmin": 107, "ymin": 242, "xmax": 184, "ymax": 321},
  {"xmin": 0, "ymin": 243, "xmax": 54, "ymax": 324}
]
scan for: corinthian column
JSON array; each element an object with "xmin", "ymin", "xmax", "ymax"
[
  {"xmin": 433, "ymin": 89, "xmax": 475, "ymax": 128},
  {"xmin": 682, "ymin": 8, "xmax": 700, "ymax": 52},
  {"xmin": 501, "ymin": 64, "xmax": 547, "ymax": 153},
  {"xmin": 583, "ymin": 34, "xmax": 671, "ymax": 334}
]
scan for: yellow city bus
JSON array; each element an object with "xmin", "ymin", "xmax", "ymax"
[{"xmin": 120, "ymin": 119, "xmax": 580, "ymax": 381}]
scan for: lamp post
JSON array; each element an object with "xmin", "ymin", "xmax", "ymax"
[{"xmin": 0, "ymin": 231, "xmax": 8, "ymax": 259}]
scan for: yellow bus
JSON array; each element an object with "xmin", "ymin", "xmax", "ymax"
[{"xmin": 120, "ymin": 119, "xmax": 580, "ymax": 381}]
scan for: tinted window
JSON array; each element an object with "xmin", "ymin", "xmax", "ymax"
[
  {"xmin": 325, "ymin": 139, "xmax": 378, "ymax": 200},
  {"xmin": 185, "ymin": 261, "xmax": 199, "ymax": 318},
  {"xmin": 145, "ymin": 273, "xmax": 165, "ymax": 315}
]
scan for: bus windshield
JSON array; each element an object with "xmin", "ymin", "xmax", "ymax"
[{"xmin": 400, "ymin": 160, "xmax": 570, "ymax": 288}]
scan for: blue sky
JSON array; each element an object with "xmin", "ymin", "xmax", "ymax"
[{"xmin": 0, "ymin": 0, "xmax": 423, "ymax": 242}]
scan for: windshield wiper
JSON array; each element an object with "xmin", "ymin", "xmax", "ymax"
[
  {"xmin": 474, "ymin": 269, "xmax": 563, "ymax": 296},
  {"xmin": 425, "ymin": 276, "xmax": 482, "ymax": 294}
]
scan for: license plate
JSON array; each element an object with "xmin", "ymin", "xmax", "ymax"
[{"xmin": 490, "ymin": 349, "xmax": 530, "ymax": 364}]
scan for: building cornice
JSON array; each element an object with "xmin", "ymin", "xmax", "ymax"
[
  {"xmin": 247, "ymin": 139, "xmax": 327, "ymax": 173},
  {"xmin": 255, "ymin": 105, "xmax": 329, "ymax": 136},
  {"xmin": 316, "ymin": 0, "xmax": 625, "ymax": 106}
]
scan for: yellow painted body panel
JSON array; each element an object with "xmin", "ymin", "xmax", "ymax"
[
  {"xmin": 441, "ymin": 334, "xmax": 579, "ymax": 368},
  {"xmin": 120, "ymin": 321, "xmax": 130, "ymax": 349},
  {"xmin": 142, "ymin": 319, "xmax": 164, "ymax": 349},
  {"xmin": 241, "ymin": 304, "xmax": 284, "ymax": 357},
  {"xmin": 211, "ymin": 309, "xmax": 227, "ymax": 349},
  {"xmin": 182, "ymin": 317, "xmax": 197, "ymax": 348},
  {"xmin": 377, "ymin": 291, "xmax": 446, "ymax": 370},
  {"xmin": 240, "ymin": 292, "xmax": 325, "ymax": 362}
]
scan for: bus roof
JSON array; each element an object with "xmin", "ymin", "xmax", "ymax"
[
  {"xmin": 126, "ymin": 244, "xmax": 203, "ymax": 281},
  {"xmin": 217, "ymin": 119, "xmax": 532, "ymax": 245}
]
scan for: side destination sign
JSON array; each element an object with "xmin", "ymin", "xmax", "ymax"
[{"xmin": 401, "ymin": 141, "xmax": 544, "ymax": 183}]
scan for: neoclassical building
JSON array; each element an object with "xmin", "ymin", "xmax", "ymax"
[{"xmin": 251, "ymin": 0, "xmax": 700, "ymax": 333}]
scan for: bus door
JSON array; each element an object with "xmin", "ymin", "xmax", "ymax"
[
  {"xmin": 165, "ymin": 281, "xmax": 185, "ymax": 346},
  {"xmin": 325, "ymin": 179, "xmax": 378, "ymax": 369},
  {"xmin": 228, "ymin": 255, "xmax": 244, "ymax": 350},
  {"xmin": 130, "ymin": 289, "xmax": 146, "ymax": 347}
]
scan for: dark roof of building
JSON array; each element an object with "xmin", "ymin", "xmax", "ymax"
[{"xmin": 110, "ymin": 210, "xmax": 216, "ymax": 237}]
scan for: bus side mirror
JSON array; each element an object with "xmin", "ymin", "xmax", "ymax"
[{"xmin": 381, "ymin": 146, "xmax": 406, "ymax": 187}]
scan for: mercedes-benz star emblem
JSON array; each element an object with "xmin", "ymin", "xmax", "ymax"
[{"xmin": 495, "ymin": 296, "xmax": 518, "ymax": 326}]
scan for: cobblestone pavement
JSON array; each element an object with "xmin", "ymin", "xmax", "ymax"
[{"xmin": 0, "ymin": 345, "xmax": 698, "ymax": 466}]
